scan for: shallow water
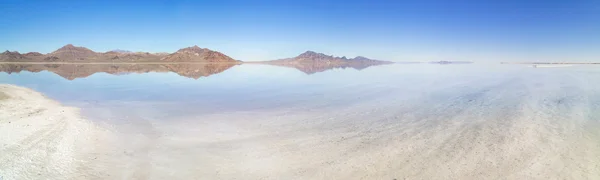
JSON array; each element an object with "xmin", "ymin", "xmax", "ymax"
[{"xmin": 1, "ymin": 63, "xmax": 599, "ymax": 179}]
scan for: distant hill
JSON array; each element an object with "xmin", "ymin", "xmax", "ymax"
[
  {"xmin": 0, "ymin": 51, "xmax": 27, "ymax": 61},
  {"xmin": 429, "ymin": 61, "xmax": 473, "ymax": 64},
  {"xmin": 259, "ymin": 51, "xmax": 393, "ymax": 74},
  {"xmin": 0, "ymin": 44, "xmax": 188, "ymax": 63},
  {"xmin": 47, "ymin": 44, "xmax": 98, "ymax": 61},
  {"xmin": 268, "ymin": 51, "xmax": 392, "ymax": 64},
  {"xmin": 160, "ymin": 46, "xmax": 238, "ymax": 63},
  {"xmin": 24, "ymin": 52, "xmax": 43, "ymax": 56},
  {"xmin": 101, "ymin": 51, "xmax": 164, "ymax": 62}
]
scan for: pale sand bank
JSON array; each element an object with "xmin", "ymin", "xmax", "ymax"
[
  {"xmin": 0, "ymin": 85, "xmax": 118, "ymax": 179},
  {"xmin": 0, "ymin": 84, "xmax": 187, "ymax": 179}
]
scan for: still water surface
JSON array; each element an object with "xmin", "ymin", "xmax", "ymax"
[{"xmin": 1, "ymin": 63, "xmax": 599, "ymax": 179}]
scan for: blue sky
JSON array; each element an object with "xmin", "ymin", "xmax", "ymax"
[{"xmin": 1, "ymin": 0, "xmax": 599, "ymax": 62}]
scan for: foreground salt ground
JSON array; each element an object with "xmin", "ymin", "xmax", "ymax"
[
  {"xmin": 0, "ymin": 85, "xmax": 121, "ymax": 179},
  {"xmin": 0, "ymin": 84, "xmax": 89, "ymax": 179},
  {"xmin": 0, "ymin": 85, "xmax": 163, "ymax": 180}
]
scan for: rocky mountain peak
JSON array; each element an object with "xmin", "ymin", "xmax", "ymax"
[
  {"xmin": 52, "ymin": 44, "xmax": 95, "ymax": 54},
  {"xmin": 24, "ymin": 52, "xmax": 43, "ymax": 56},
  {"xmin": 2, "ymin": 50, "xmax": 21, "ymax": 55},
  {"xmin": 161, "ymin": 46, "xmax": 237, "ymax": 63},
  {"xmin": 1, "ymin": 50, "xmax": 26, "ymax": 60},
  {"xmin": 47, "ymin": 44, "xmax": 97, "ymax": 60},
  {"xmin": 297, "ymin": 51, "xmax": 332, "ymax": 59},
  {"xmin": 352, "ymin": 56, "xmax": 371, "ymax": 61},
  {"xmin": 177, "ymin": 46, "xmax": 208, "ymax": 54}
]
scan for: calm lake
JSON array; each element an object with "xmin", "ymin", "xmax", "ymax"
[{"xmin": 1, "ymin": 63, "xmax": 599, "ymax": 179}]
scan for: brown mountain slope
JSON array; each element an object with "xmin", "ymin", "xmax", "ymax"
[
  {"xmin": 24, "ymin": 52, "xmax": 43, "ymax": 56},
  {"xmin": 101, "ymin": 51, "xmax": 164, "ymax": 62},
  {"xmin": 1, "ymin": 45, "xmax": 172, "ymax": 62},
  {"xmin": 161, "ymin": 46, "xmax": 238, "ymax": 63},
  {"xmin": 47, "ymin": 44, "xmax": 99, "ymax": 61},
  {"xmin": 267, "ymin": 51, "xmax": 392, "ymax": 64},
  {"xmin": 0, "ymin": 51, "xmax": 29, "ymax": 61}
]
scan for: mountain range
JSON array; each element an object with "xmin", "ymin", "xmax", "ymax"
[
  {"xmin": 0, "ymin": 44, "xmax": 396, "ymax": 74},
  {"xmin": 1, "ymin": 44, "xmax": 391, "ymax": 63},
  {"xmin": 0, "ymin": 44, "xmax": 239, "ymax": 63}
]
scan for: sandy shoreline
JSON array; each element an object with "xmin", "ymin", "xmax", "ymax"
[
  {"xmin": 0, "ymin": 85, "xmax": 86, "ymax": 179},
  {"xmin": 0, "ymin": 85, "xmax": 116, "ymax": 179},
  {"xmin": 0, "ymin": 84, "xmax": 176, "ymax": 179}
]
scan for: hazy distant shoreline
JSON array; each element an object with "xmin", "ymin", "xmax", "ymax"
[
  {"xmin": 532, "ymin": 65, "xmax": 574, "ymax": 68},
  {"xmin": 503, "ymin": 62, "xmax": 600, "ymax": 65}
]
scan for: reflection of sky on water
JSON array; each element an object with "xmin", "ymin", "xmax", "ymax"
[
  {"xmin": 5, "ymin": 63, "xmax": 600, "ymax": 179},
  {"xmin": 0, "ymin": 63, "xmax": 540, "ymax": 119},
  {"xmin": 2, "ymin": 63, "xmax": 600, "ymax": 139}
]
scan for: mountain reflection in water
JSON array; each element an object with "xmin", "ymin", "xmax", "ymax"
[
  {"xmin": 264, "ymin": 62, "xmax": 390, "ymax": 74},
  {"xmin": 0, "ymin": 63, "xmax": 237, "ymax": 80},
  {"xmin": 0, "ymin": 62, "xmax": 392, "ymax": 79}
]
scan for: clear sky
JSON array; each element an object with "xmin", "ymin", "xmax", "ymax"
[{"xmin": 1, "ymin": 0, "xmax": 599, "ymax": 62}]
